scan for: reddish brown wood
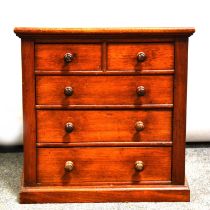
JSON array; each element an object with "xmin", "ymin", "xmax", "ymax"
[
  {"xmin": 107, "ymin": 43, "xmax": 174, "ymax": 70},
  {"xmin": 35, "ymin": 44, "xmax": 101, "ymax": 71},
  {"xmin": 37, "ymin": 147, "xmax": 171, "ymax": 185},
  {"xmin": 21, "ymin": 40, "xmax": 36, "ymax": 186},
  {"xmin": 34, "ymin": 38, "xmax": 176, "ymax": 44},
  {"xmin": 101, "ymin": 42, "xmax": 107, "ymax": 71},
  {"xmin": 36, "ymin": 142, "xmax": 173, "ymax": 147},
  {"xmin": 35, "ymin": 69, "xmax": 175, "ymax": 75},
  {"xmin": 37, "ymin": 110, "xmax": 172, "ymax": 143},
  {"xmin": 16, "ymin": 27, "xmax": 194, "ymax": 203},
  {"xmin": 36, "ymin": 75, "xmax": 173, "ymax": 105},
  {"xmin": 35, "ymin": 104, "xmax": 173, "ymax": 110},
  {"xmin": 14, "ymin": 27, "xmax": 195, "ymax": 38},
  {"xmin": 19, "ymin": 181, "xmax": 190, "ymax": 203},
  {"xmin": 172, "ymin": 38, "xmax": 188, "ymax": 184}
]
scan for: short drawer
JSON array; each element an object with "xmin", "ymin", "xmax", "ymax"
[
  {"xmin": 37, "ymin": 110, "xmax": 172, "ymax": 143},
  {"xmin": 36, "ymin": 75, "xmax": 173, "ymax": 105},
  {"xmin": 35, "ymin": 44, "xmax": 101, "ymax": 71},
  {"xmin": 37, "ymin": 147, "xmax": 172, "ymax": 185},
  {"xmin": 107, "ymin": 43, "xmax": 174, "ymax": 70}
]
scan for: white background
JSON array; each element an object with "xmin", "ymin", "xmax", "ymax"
[{"xmin": 0, "ymin": 0, "xmax": 209, "ymax": 145}]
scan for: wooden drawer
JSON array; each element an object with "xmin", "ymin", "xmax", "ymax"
[
  {"xmin": 36, "ymin": 75, "xmax": 173, "ymax": 105},
  {"xmin": 37, "ymin": 110, "xmax": 172, "ymax": 143},
  {"xmin": 37, "ymin": 147, "xmax": 172, "ymax": 185},
  {"xmin": 35, "ymin": 44, "xmax": 101, "ymax": 71},
  {"xmin": 107, "ymin": 43, "xmax": 174, "ymax": 70}
]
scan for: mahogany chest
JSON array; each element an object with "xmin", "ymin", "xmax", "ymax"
[{"xmin": 14, "ymin": 27, "xmax": 195, "ymax": 203}]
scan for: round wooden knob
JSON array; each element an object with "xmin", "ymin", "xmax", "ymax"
[
  {"xmin": 135, "ymin": 121, "xmax": 144, "ymax": 132},
  {"xmin": 136, "ymin": 86, "xmax": 145, "ymax": 96},
  {"xmin": 137, "ymin": 52, "xmax": 146, "ymax": 62},
  {"xmin": 64, "ymin": 52, "xmax": 74, "ymax": 63},
  {"xmin": 65, "ymin": 161, "xmax": 74, "ymax": 172},
  {"xmin": 135, "ymin": 161, "xmax": 144, "ymax": 171},
  {"xmin": 64, "ymin": 87, "xmax": 73, "ymax": 96},
  {"xmin": 65, "ymin": 122, "xmax": 74, "ymax": 133}
]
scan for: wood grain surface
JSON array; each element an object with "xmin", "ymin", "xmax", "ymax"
[
  {"xmin": 36, "ymin": 75, "xmax": 173, "ymax": 105},
  {"xmin": 35, "ymin": 44, "xmax": 101, "ymax": 71},
  {"xmin": 172, "ymin": 38, "xmax": 188, "ymax": 184},
  {"xmin": 15, "ymin": 27, "xmax": 194, "ymax": 203},
  {"xmin": 107, "ymin": 43, "xmax": 174, "ymax": 70},
  {"xmin": 36, "ymin": 142, "xmax": 173, "ymax": 148},
  {"xmin": 37, "ymin": 147, "xmax": 171, "ymax": 185},
  {"xmin": 21, "ymin": 40, "xmax": 37, "ymax": 186},
  {"xmin": 14, "ymin": 27, "xmax": 195, "ymax": 39},
  {"xmin": 37, "ymin": 110, "xmax": 172, "ymax": 143},
  {"xmin": 19, "ymin": 181, "xmax": 190, "ymax": 203}
]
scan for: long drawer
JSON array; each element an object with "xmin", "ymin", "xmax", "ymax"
[
  {"xmin": 36, "ymin": 75, "xmax": 173, "ymax": 105},
  {"xmin": 37, "ymin": 147, "xmax": 172, "ymax": 185},
  {"xmin": 37, "ymin": 110, "xmax": 172, "ymax": 143}
]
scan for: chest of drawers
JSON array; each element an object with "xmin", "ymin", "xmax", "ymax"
[{"xmin": 15, "ymin": 27, "xmax": 195, "ymax": 203}]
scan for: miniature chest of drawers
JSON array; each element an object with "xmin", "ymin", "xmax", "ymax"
[{"xmin": 14, "ymin": 27, "xmax": 195, "ymax": 203}]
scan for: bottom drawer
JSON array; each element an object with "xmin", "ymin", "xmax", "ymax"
[{"xmin": 37, "ymin": 147, "xmax": 171, "ymax": 185}]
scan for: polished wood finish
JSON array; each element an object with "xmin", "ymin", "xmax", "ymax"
[
  {"xmin": 15, "ymin": 27, "xmax": 194, "ymax": 203},
  {"xmin": 36, "ymin": 75, "xmax": 173, "ymax": 105},
  {"xmin": 35, "ymin": 69, "xmax": 175, "ymax": 75},
  {"xmin": 107, "ymin": 43, "xmax": 174, "ymax": 70},
  {"xmin": 136, "ymin": 86, "xmax": 145, "ymax": 96},
  {"xmin": 64, "ymin": 161, "xmax": 74, "ymax": 172},
  {"xmin": 36, "ymin": 141, "xmax": 173, "ymax": 147},
  {"xmin": 37, "ymin": 110, "xmax": 172, "ymax": 143},
  {"xmin": 20, "ymin": 181, "xmax": 190, "ymax": 203},
  {"xmin": 135, "ymin": 121, "xmax": 145, "ymax": 132},
  {"xmin": 34, "ymin": 38, "xmax": 176, "ymax": 44},
  {"xmin": 14, "ymin": 27, "xmax": 195, "ymax": 38},
  {"xmin": 37, "ymin": 147, "xmax": 171, "ymax": 185},
  {"xmin": 172, "ymin": 38, "xmax": 188, "ymax": 184},
  {"xmin": 36, "ymin": 104, "xmax": 173, "ymax": 110},
  {"xmin": 21, "ymin": 40, "xmax": 36, "ymax": 186},
  {"xmin": 64, "ymin": 86, "xmax": 73, "ymax": 96},
  {"xmin": 135, "ymin": 160, "xmax": 144, "ymax": 171},
  {"xmin": 64, "ymin": 122, "xmax": 74, "ymax": 133},
  {"xmin": 137, "ymin": 52, "xmax": 147, "ymax": 62},
  {"xmin": 35, "ymin": 44, "xmax": 101, "ymax": 71},
  {"xmin": 64, "ymin": 52, "xmax": 74, "ymax": 63}
]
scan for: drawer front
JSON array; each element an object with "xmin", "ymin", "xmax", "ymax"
[
  {"xmin": 107, "ymin": 43, "xmax": 174, "ymax": 70},
  {"xmin": 35, "ymin": 44, "xmax": 101, "ymax": 71},
  {"xmin": 37, "ymin": 110, "xmax": 172, "ymax": 143},
  {"xmin": 37, "ymin": 147, "xmax": 172, "ymax": 185},
  {"xmin": 36, "ymin": 75, "xmax": 173, "ymax": 105}
]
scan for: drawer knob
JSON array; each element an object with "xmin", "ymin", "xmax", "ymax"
[
  {"xmin": 64, "ymin": 86, "xmax": 73, "ymax": 96},
  {"xmin": 65, "ymin": 161, "xmax": 74, "ymax": 172},
  {"xmin": 137, "ymin": 52, "xmax": 146, "ymax": 62},
  {"xmin": 136, "ymin": 86, "xmax": 145, "ymax": 96},
  {"xmin": 135, "ymin": 121, "xmax": 144, "ymax": 131},
  {"xmin": 64, "ymin": 52, "xmax": 74, "ymax": 63},
  {"xmin": 135, "ymin": 161, "xmax": 144, "ymax": 171},
  {"xmin": 65, "ymin": 122, "xmax": 74, "ymax": 133}
]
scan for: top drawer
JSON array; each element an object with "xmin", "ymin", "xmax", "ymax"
[
  {"xmin": 35, "ymin": 44, "xmax": 102, "ymax": 71},
  {"xmin": 107, "ymin": 43, "xmax": 174, "ymax": 70}
]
